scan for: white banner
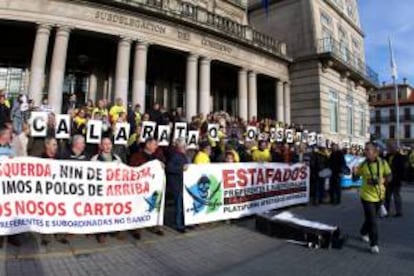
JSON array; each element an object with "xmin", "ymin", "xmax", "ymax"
[
  {"xmin": 0, "ymin": 158, "xmax": 165, "ymax": 235},
  {"xmin": 183, "ymin": 162, "xmax": 309, "ymax": 225}
]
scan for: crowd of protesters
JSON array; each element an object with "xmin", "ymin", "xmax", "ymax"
[{"xmin": 0, "ymin": 90, "xmax": 413, "ymax": 252}]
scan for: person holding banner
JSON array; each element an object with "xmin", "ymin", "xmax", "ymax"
[
  {"xmin": 329, "ymin": 143, "xmax": 347, "ymax": 205},
  {"xmin": 129, "ymin": 137, "xmax": 165, "ymax": 238},
  {"xmin": 39, "ymin": 137, "xmax": 59, "ymax": 246},
  {"xmin": 0, "ymin": 127, "xmax": 21, "ymax": 247},
  {"xmin": 166, "ymin": 138, "xmax": 189, "ymax": 233},
  {"xmin": 91, "ymin": 137, "xmax": 123, "ymax": 243}
]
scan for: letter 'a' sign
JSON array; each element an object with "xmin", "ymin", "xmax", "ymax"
[
  {"xmin": 55, "ymin": 114, "xmax": 71, "ymax": 139},
  {"xmin": 157, "ymin": 125, "xmax": 171, "ymax": 146},
  {"xmin": 86, "ymin": 120, "xmax": 102, "ymax": 144},
  {"xmin": 29, "ymin": 112, "xmax": 48, "ymax": 137},
  {"xmin": 187, "ymin": 130, "xmax": 199, "ymax": 149},
  {"xmin": 114, "ymin": 123, "xmax": 130, "ymax": 145},
  {"xmin": 208, "ymin": 124, "xmax": 219, "ymax": 142}
]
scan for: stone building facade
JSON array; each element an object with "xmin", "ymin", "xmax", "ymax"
[
  {"xmin": 249, "ymin": 0, "xmax": 379, "ymax": 145},
  {"xmin": 370, "ymin": 80, "xmax": 414, "ymax": 145},
  {"xmin": 0, "ymin": 0, "xmax": 291, "ymax": 122}
]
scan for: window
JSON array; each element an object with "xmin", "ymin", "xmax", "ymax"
[
  {"xmin": 320, "ymin": 12, "xmax": 332, "ymax": 26},
  {"xmin": 390, "ymin": 108, "xmax": 395, "ymax": 121},
  {"xmin": 375, "ymin": 126, "xmax": 381, "ymax": 137},
  {"xmin": 404, "ymin": 108, "xmax": 410, "ymax": 120},
  {"xmin": 330, "ymin": 91, "xmax": 339, "ymax": 132},
  {"xmin": 377, "ymin": 94, "xmax": 382, "ymax": 101},
  {"xmin": 375, "ymin": 110, "xmax": 381, "ymax": 121},
  {"xmin": 386, "ymin": 93, "xmax": 391, "ymax": 100},
  {"xmin": 346, "ymin": 95, "xmax": 353, "ymax": 135},
  {"xmin": 389, "ymin": 125, "xmax": 395, "ymax": 139},
  {"xmin": 360, "ymin": 104, "xmax": 366, "ymax": 136},
  {"xmin": 405, "ymin": 125, "xmax": 411, "ymax": 139},
  {"xmin": 338, "ymin": 27, "xmax": 348, "ymax": 61},
  {"xmin": 0, "ymin": 67, "xmax": 26, "ymax": 99}
]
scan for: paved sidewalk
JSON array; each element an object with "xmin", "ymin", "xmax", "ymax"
[{"xmin": 1, "ymin": 186, "xmax": 413, "ymax": 276}]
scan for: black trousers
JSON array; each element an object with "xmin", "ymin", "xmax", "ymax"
[
  {"xmin": 329, "ymin": 174, "xmax": 341, "ymax": 204},
  {"xmin": 385, "ymin": 184, "xmax": 402, "ymax": 215},
  {"xmin": 360, "ymin": 200, "xmax": 380, "ymax": 247}
]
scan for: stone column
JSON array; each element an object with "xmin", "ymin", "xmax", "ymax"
[
  {"xmin": 48, "ymin": 26, "xmax": 70, "ymax": 113},
  {"xmin": 114, "ymin": 37, "xmax": 131, "ymax": 106},
  {"xmin": 238, "ymin": 69, "xmax": 248, "ymax": 121},
  {"xmin": 199, "ymin": 57, "xmax": 211, "ymax": 116},
  {"xmin": 88, "ymin": 73, "xmax": 98, "ymax": 103},
  {"xmin": 132, "ymin": 41, "xmax": 148, "ymax": 110},
  {"xmin": 29, "ymin": 23, "xmax": 51, "ymax": 106},
  {"xmin": 284, "ymin": 81, "xmax": 291, "ymax": 125},
  {"xmin": 276, "ymin": 79, "xmax": 284, "ymax": 123},
  {"xmin": 248, "ymin": 71, "xmax": 257, "ymax": 119},
  {"xmin": 185, "ymin": 53, "xmax": 198, "ymax": 121}
]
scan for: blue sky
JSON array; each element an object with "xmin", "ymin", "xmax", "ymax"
[{"xmin": 359, "ymin": 0, "xmax": 414, "ymax": 85}]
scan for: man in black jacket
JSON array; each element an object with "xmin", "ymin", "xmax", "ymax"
[
  {"xmin": 329, "ymin": 144, "xmax": 346, "ymax": 205},
  {"xmin": 385, "ymin": 143, "xmax": 405, "ymax": 217}
]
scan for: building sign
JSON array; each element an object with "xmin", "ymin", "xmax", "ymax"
[
  {"xmin": 201, "ymin": 37, "xmax": 232, "ymax": 54},
  {"xmin": 95, "ymin": 11, "xmax": 166, "ymax": 34}
]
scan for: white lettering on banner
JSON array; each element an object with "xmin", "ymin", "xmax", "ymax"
[
  {"xmin": 55, "ymin": 115, "xmax": 71, "ymax": 139},
  {"xmin": 183, "ymin": 162, "xmax": 309, "ymax": 225},
  {"xmin": 114, "ymin": 123, "xmax": 130, "ymax": 145},
  {"xmin": 246, "ymin": 126, "xmax": 257, "ymax": 142},
  {"xmin": 29, "ymin": 112, "xmax": 48, "ymax": 137},
  {"xmin": 157, "ymin": 125, "xmax": 171, "ymax": 146},
  {"xmin": 208, "ymin": 124, "xmax": 219, "ymax": 142},
  {"xmin": 140, "ymin": 121, "xmax": 156, "ymax": 142},
  {"xmin": 0, "ymin": 158, "xmax": 165, "ymax": 235},
  {"xmin": 86, "ymin": 120, "xmax": 102, "ymax": 144}
]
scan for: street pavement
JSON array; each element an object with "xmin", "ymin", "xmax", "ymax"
[{"xmin": 0, "ymin": 186, "xmax": 413, "ymax": 276}]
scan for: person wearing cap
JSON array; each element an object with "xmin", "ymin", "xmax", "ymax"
[{"xmin": 194, "ymin": 141, "xmax": 211, "ymax": 164}]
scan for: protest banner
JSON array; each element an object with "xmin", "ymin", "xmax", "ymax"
[
  {"xmin": 0, "ymin": 158, "xmax": 165, "ymax": 235},
  {"xmin": 183, "ymin": 162, "xmax": 309, "ymax": 225},
  {"xmin": 341, "ymin": 154, "xmax": 365, "ymax": 188}
]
